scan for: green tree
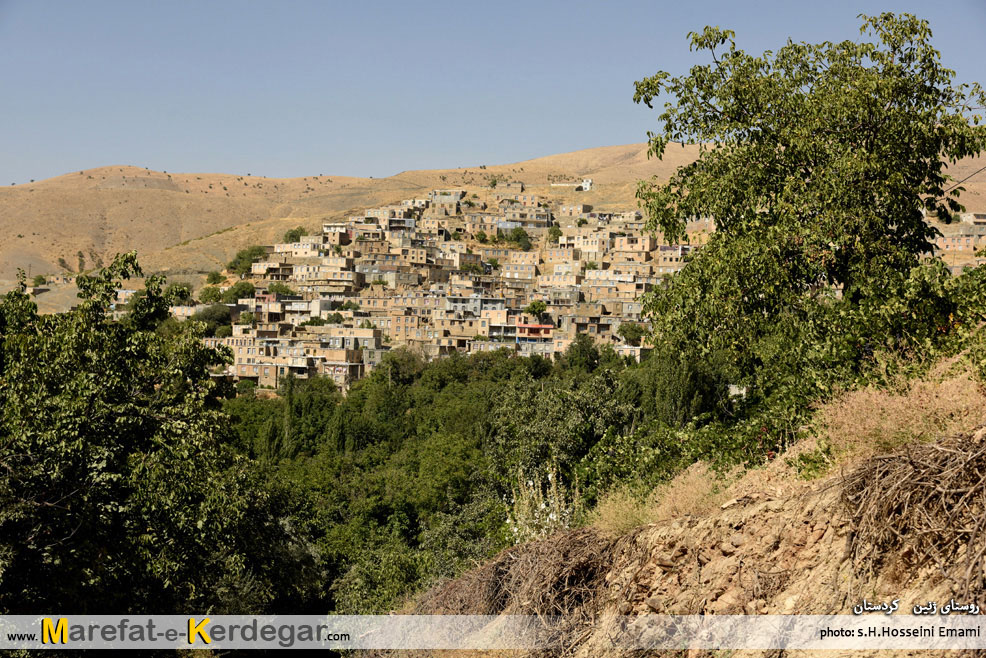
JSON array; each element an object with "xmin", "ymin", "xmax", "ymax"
[
  {"xmin": 237, "ymin": 311, "xmax": 256, "ymax": 326},
  {"xmin": 164, "ymin": 282, "xmax": 193, "ymax": 304},
  {"xmin": 548, "ymin": 225, "xmax": 562, "ymax": 242},
  {"xmin": 523, "ymin": 300, "xmax": 547, "ymax": 320},
  {"xmin": 0, "ymin": 254, "xmax": 318, "ymax": 613},
  {"xmin": 508, "ymin": 227, "xmax": 532, "ymax": 251},
  {"xmin": 339, "ymin": 300, "xmax": 360, "ymax": 312},
  {"xmin": 559, "ymin": 333, "xmax": 601, "ymax": 374},
  {"xmin": 30, "ymin": 274, "xmax": 46, "ymax": 287},
  {"xmin": 476, "ymin": 230, "xmax": 488, "ymax": 243},
  {"xmin": 301, "ymin": 315, "xmax": 343, "ymax": 327},
  {"xmin": 123, "ymin": 289, "xmax": 162, "ymax": 325},
  {"xmin": 283, "ymin": 226, "xmax": 307, "ymax": 243},
  {"xmin": 198, "ymin": 285, "xmax": 222, "ymax": 304},
  {"xmin": 206, "ymin": 270, "xmax": 224, "ymax": 284},
  {"xmin": 227, "ymin": 245, "xmax": 267, "ymax": 275},
  {"xmin": 154, "ymin": 316, "xmax": 183, "ymax": 339},
  {"xmin": 222, "ymin": 281, "xmax": 256, "ymax": 304},
  {"xmin": 191, "ymin": 303, "xmax": 232, "ymax": 337},
  {"xmin": 632, "ymin": 13, "xmax": 986, "ymax": 449},
  {"xmin": 487, "ymin": 258, "xmax": 500, "ymax": 270},
  {"xmin": 617, "ymin": 322, "xmax": 646, "ymax": 346},
  {"xmin": 635, "ymin": 13, "xmax": 985, "ymax": 310},
  {"xmin": 267, "ymin": 282, "xmax": 296, "ymax": 296}
]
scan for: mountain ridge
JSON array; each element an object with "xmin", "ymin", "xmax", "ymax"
[{"xmin": 2, "ymin": 143, "xmax": 984, "ymax": 281}]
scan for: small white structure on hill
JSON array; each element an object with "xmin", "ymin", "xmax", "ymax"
[{"xmin": 550, "ymin": 178, "xmax": 594, "ymax": 191}]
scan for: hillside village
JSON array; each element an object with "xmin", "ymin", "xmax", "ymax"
[
  {"xmin": 151, "ymin": 181, "xmax": 717, "ymax": 390},
  {"xmin": 19, "ymin": 171, "xmax": 986, "ymax": 393},
  {"xmin": 83, "ymin": 181, "xmax": 978, "ymax": 392}
]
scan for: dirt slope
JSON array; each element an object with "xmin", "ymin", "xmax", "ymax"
[{"xmin": 412, "ymin": 417, "xmax": 986, "ymax": 657}]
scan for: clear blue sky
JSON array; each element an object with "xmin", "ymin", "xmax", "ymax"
[{"xmin": 1, "ymin": 0, "xmax": 984, "ymax": 183}]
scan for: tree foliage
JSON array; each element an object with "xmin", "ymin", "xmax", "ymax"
[
  {"xmin": 506, "ymin": 227, "xmax": 532, "ymax": 251},
  {"xmin": 635, "ymin": 13, "xmax": 985, "ymax": 268},
  {"xmin": 0, "ymin": 253, "xmax": 318, "ymax": 613},
  {"xmin": 198, "ymin": 285, "xmax": 221, "ymax": 304},
  {"xmin": 283, "ymin": 226, "xmax": 307, "ymax": 243},
  {"xmin": 222, "ymin": 281, "xmax": 256, "ymax": 304},
  {"xmin": 523, "ymin": 300, "xmax": 547, "ymax": 319},
  {"xmin": 617, "ymin": 322, "xmax": 646, "ymax": 346},
  {"xmin": 164, "ymin": 282, "xmax": 193, "ymax": 304},
  {"xmin": 633, "ymin": 13, "xmax": 986, "ymax": 447},
  {"xmin": 267, "ymin": 282, "xmax": 296, "ymax": 296},
  {"xmin": 191, "ymin": 303, "xmax": 232, "ymax": 337},
  {"xmin": 227, "ymin": 245, "xmax": 267, "ymax": 275}
]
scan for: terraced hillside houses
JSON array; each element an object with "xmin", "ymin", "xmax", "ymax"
[{"xmin": 181, "ymin": 192, "xmax": 983, "ymax": 390}]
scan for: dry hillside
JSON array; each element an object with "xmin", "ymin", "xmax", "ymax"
[
  {"xmin": 3, "ymin": 144, "xmax": 985, "ymax": 284},
  {"xmin": 0, "ymin": 144, "xmax": 693, "ymax": 282}
]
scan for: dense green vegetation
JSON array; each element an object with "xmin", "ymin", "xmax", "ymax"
[
  {"xmin": 2, "ymin": 13, "xmax": 985, "ymax": 620},
  {"xmin": 283, "ymin": 226, "xmax": 307, "ymax": 243},
  {"xmin": 631, "ymin": 12, "xmax": 986, "ymax": 454},
  {"xmin": 227, "ymin": 245, "xmax": 268, "ymax": 275},
  {"xmin": 219, "ymin": 335, "xmax": 681, "ymax": 613},
  {"xmin": 198, "ymin": 285, "xmax": 221, "ymax": 303},
  {"xmin": 0, "ymin": 255, "xmax": 319, "ymax": 613},
  {"xmin": 222, "ymin": 280, "xmax": 255, "ymax": 303},
  {"xmin": 268, "ymin": 281, "xmax": 296, "ymax": 296}
]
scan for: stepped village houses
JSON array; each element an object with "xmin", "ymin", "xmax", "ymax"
[{"xmin": 126, "ymin": 188, "xmax": 984, "ymax": 391}]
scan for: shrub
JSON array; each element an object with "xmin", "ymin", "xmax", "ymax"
[
  {"xmin": 222, "ymin": 281, "xmax": 255, "ymax": 304},
  {"xmin": 198, "ymin": 286, "xmax": 221, "ymax": 304},
  {"xmin": 506, "ymin": 467, "xmax": 584, "ymax": 545},
  {"xmin": 267, "ymin": 282, "xmax": 295, "ymax": 296},
  {"xmin": 227, "ymin": 245, "xmax": 267, "ymax": 275},
  {"xmin": 283, "ymin": 226, "xmax": 307, "ymax": 243}
]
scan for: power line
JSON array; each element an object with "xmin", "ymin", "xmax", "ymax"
[{"xmin": 944, "ymin": 163, "xmax": 986, "ymax": 193}]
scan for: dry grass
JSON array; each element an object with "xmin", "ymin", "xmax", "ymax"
[
  {"xmin": 589, "ymin": 463, "xmax": 732, "ymax": 538},
  {"xmin": 0, "ymin": 144, "xmax": 684, "ymax": 281},
  {"xmin": 815, "ymin": 358, "xmax": 986, "ymax": 459}
]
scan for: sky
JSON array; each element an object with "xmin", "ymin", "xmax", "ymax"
[{"xmin": 1, "ymin": 0, "xmax": 984, "ymax": 184}]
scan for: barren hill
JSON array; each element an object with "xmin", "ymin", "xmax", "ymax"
[{"xmin": 2, "ymin": 144, "xmax": 985, "ymax": 281}]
